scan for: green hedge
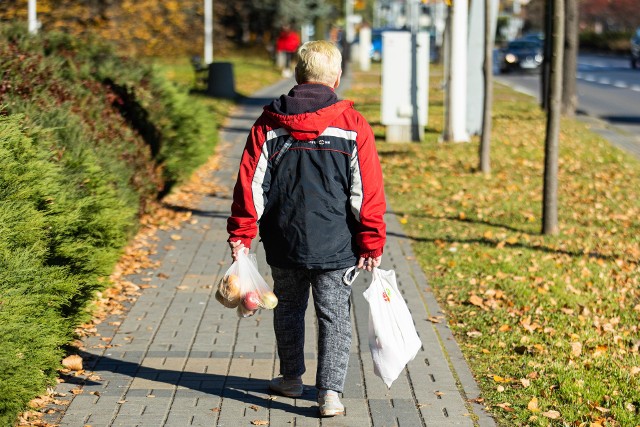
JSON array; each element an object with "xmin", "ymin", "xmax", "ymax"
[
  {"xmin": 0, "ymin": 25, "xmax": 215, "ymax": 425},
  {"xmin": 580, "ymin": 30, "xmax": 633, "ymax": 53}
]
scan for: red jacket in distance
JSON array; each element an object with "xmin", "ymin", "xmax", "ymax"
[
  {"xmin": 275, "ymin": 30, "xmax": 301, "ymax": 53},
  {"xmin": 227, "ymin": 84, "xmax": 386, "ymax": 269}
]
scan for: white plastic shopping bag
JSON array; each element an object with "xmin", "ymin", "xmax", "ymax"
[
  {"xmin": 362, "ymin": 267, "xmax": 422, "ymax": 388},
  {"xmin": 215, "ymin": 251, "xmax": 278, "ymax": 318}
]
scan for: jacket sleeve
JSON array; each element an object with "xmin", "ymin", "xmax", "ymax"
[
  {"xmin": 227, "ymin": 123, "xmax": 269, "ymax": 249},
  {"xmin": 351, "ymin": 114, "xmax": 386, "ymax": 258}
]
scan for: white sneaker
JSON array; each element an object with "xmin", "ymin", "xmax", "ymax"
[{"xmin": 318, "ymin": 390, "xmax": 345, "ymax": 417}]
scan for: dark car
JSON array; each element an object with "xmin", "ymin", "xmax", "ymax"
[
  {"xmin": 499, "ymin": 39, "xmax": 543, "ymax": 73},
  {"xmin": 631, "ymin": 28, "xmax": 640, "ymax": 69}
]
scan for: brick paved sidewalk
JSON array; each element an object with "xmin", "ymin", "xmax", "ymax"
[{"xmin": 45, "ymin": 77, "xmax": 496, "ymax": 427}]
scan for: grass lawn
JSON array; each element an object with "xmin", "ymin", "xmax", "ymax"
[{"xmin": 346, "ymin": 64, "xmax": 640, "ymax": 426}]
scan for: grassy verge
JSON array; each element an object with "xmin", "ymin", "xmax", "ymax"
[{"xmin": 346, "ymin": 64, "xmax": 640, "ymax": 426}]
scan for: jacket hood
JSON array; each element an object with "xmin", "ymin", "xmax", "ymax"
[{"xmin": 264, "ymin": 84, "xmax": 354, "ymax": 140}]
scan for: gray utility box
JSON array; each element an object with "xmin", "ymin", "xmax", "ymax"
[{"xmin": 381, "ymin": 31, "xmax": 429, "ymax": 142}]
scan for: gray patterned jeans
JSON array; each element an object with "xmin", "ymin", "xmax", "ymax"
[{"xmin": 271, "ymin": 266, "xmax": 352, "ymax": 392}]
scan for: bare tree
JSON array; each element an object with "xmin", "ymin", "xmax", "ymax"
[
  {"xmin": 479, "ymin": 0, "xmax": 493, "ymax": 173},
  {"xmin": 542, "ymin": 0, "xmax": 564, "ymax": 235},
  {"xmin": 561, "ymin": 0, "xmax": 578, "ymax": 117}
]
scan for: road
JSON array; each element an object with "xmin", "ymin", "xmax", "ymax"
[{"xmin": 495, "ymin": 53, "xmax": 640, "ymax": 159}]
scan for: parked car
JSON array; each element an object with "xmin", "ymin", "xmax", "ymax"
[
  {"xmin": 499, "ymin": 39, "xmax": 544, "ymax": 73},
  {"xmin": 631, "ymin": 27, "xmax": 640, "ymax": 69}
]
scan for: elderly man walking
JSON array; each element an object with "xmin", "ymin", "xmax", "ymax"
[{"xmin": 226, "ymin": 40, "xmax": 386, "ymax": 417}]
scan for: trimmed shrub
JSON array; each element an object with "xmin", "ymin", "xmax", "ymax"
[{"xmin": 0, "ymin": 24, "xmax": 215, "ymax": 425}]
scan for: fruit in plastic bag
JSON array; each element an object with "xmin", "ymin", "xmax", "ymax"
[
  {"xmin": 242, "ymin": 291, "xmax": 261, "ymax": 311},
  {"xmin": 215, "ymin": 289, "xmax": 240, "ymax": 308},
  {"xmin": 260, "ymin": 291, "xmax": 278, "ymax": 309},
  {"xmin": 237, "ymin": 304, "xmax": 256, "ymax": 318},
  {"xmin": 216, "ymin": 274, "xmax": 241, "ymax": 308}
]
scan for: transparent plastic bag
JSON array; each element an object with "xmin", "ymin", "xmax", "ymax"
[
  {"xmin": 215, "ymin": 251, "xmax": 278, "ymax": 318},
  {"xmin": 362, "ymin": 267, "xmax": 422, "ymax": 388}
]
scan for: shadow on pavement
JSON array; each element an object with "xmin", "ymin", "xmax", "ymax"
[{"xmin": 75, "ymin": 350, "xmax": 320, "ymax": 418}]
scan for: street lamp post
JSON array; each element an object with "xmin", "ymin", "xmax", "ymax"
[
  {"xmin": 28, "ymin": 0, "xmax": 38, "ymax": 34},
  {"xmin": 204, "ymin": 0, "xmax": 213, "ymax": 64}
]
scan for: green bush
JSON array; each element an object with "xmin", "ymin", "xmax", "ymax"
[
  {"xmin": 0, "ymin": 24, "xmax": 215, "ymax": 425},
  {"xmin": 580, "ymin": 30, "xmax": 633, "ymax": 53}
]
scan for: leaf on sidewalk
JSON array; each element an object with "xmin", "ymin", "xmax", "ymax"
[
  {"xmin": 61, "ymin": 355, "xmax": 83, "ymax": 371},
  {"xmin": 250, "ymin": 420, "xmax": 269, "ymax": 426}
]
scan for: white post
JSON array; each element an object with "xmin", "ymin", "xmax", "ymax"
[
  {"xmin": 345, "ymin": 0, "xmax": 355, "ymax": 43},
  {"xmin": 359, "ymin": 26, "xmax": 371, "ymax": 71},
  {"xmin": 28, "ymin": 0, "xmax": 38, "ymax": 34},
  {"xmin": 448, "ymin": 0, "xmax": 469, "ymax": 142},
  {"xmin": 204, "ymin": 0, "xmax": 213, "ymax": 64}
]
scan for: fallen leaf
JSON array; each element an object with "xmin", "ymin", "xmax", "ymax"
[
  {"xmin": 521, "ymin": 378, "xmax": 531, "ymax": 388},
  {"xmin": 61, "ymin": 355, "xmax": 83, "ymax": 371},
  {"xmin": 211, "ymin": 408, "xmax": 220, "ymax": 412},
  {"xmin": 469, "ymin": 295, "xmax": 484, "ymax": 307},
  {"xmin": 527, "ymin": 397, "xmax": 540, "ymax": 413},
  {"xmin": 250, "ymin": 421, "xmax": 269, "ymax": 426},
  {"xmin": 427, "ymin": 316, "xmax": 443, "ymax": 323},
  {"xmin": 541, "ymin": 410, "xmax": 560, "ymax": 419},
  {"xmin": 495, "ymin": 402, "xmax": 514, "ymax": 412},
  {"xmin": 249, "ymin": 405, "xmax": 259, "ymax": 411},
  {"xmin": 70, "ymin": 389, "xmax": 83, "ymax": 395},
  {"xmin": 170, "ymin": 234, "xmax": 182, "ymax": 241},
  {"xmin": 593, "ymin": 345, "xmax": 608, "ymax": 357},
  {"xmin": 571, "ymin": 342, "xmax": 582, "ymax": 357}
]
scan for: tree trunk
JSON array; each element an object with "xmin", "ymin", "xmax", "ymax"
[
  {"xmin": 540, "ymin": 0, "xmax": 552, "ymax": 110},
  {"xmin": 542, "ymin": 0, "xmax": 564, "ymax": 235},
  {"xmin": 561, "ymin": 0, "xmax": 578, "ymax": 116},
  {"xmin": 479, "ymin": 0, "xmax": 493, "ymax": 173}
]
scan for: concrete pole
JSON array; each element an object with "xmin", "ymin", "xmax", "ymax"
[
  {"xmin": 345, "ymin": 0, "xmax": 355, "ymax": 43},
  {"xmin": 204, "ymin": 0, "xmax": 213, "ymax": 64},
  {"xmin": 28, "ymin": 0, "xmax": 38, "ymax": 34},
  {"xmin": 448, "ymin": 0, "xmax": 469, "ymax": 142}
]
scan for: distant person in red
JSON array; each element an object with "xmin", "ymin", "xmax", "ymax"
[{"xmin": 275, "ymin": 25, "xmax": 301, "ymax": 77}]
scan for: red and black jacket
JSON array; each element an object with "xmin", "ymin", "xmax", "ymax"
[{"xmin": 227, "ymin": 84, "xmax": 386, "ymax": 269}]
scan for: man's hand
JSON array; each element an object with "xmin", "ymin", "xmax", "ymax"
[
  {"xmin": 357, "ymin": 255, "xmax": 381, "ymax": 272},
  {"xmin": 229, "ymin": 240, "xmax": 248, "ymax": 261}
]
